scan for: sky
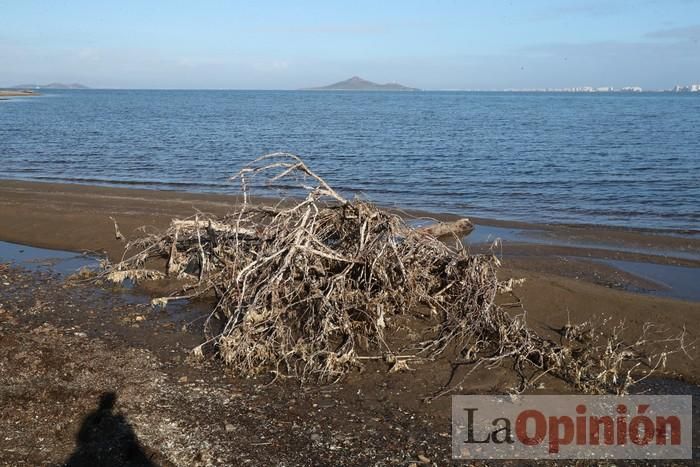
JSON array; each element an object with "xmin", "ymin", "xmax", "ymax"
[{"xmin": 2, "ymin": 0, "xmax": 699, "ymax": 90}]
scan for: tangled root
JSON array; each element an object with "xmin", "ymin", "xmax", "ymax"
[{"xmin": 101, "ymin": 153, "xmax": 688, "ymax": 393}]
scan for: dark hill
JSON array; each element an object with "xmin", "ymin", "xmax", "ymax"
[{"xmin": 305, "ymin": 76, "xmax": 418, "ymax": 91}]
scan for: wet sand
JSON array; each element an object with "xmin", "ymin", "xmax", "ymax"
[
  {"xmin": 3, "ymin": 256, "xmax": 697, "ymax": 465},
  {"xmin": 1, "ymin": 179, "xmax": 699, "ymax": 295},
  {"xmin": 1, "ymin": 179, "xmax": 698, "ymax": 361},
  {"xmin": 1, "ymin": 179, "xmax": 699, "ymax": 464}
]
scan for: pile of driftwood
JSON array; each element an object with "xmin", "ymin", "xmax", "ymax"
[{"xmin": 101, "ymin": 153, "xmax": 685, "ymax": 394}]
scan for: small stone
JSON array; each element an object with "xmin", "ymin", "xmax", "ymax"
[
  {"xmin": 178, "ymin": 376, "xmax": 188, "ymax": 383},
  {"xmin": 225, "ymin": 423, "xmax": 235, "ymax": 432},
  {"xmin": 134, "ymin": 315, "xmax": 145, "ymax": 322},
  {"xmin": 74, "ymin": 332, "xmax": 87, "ymax": 338},
  {"xmin": 310, "ymin": 433, "xmax": 321, "ymax": 441},
  {"xmin": 417, "ymin": 454, "xmax": 431, "ymax": 463}
]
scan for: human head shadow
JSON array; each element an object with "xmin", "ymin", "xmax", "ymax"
[{"xmin": 64, "ymin": 392, "xmax": 158, "ymax": 467}]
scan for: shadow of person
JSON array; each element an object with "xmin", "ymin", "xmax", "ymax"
[{"xmin": 64, "ymin": 392, "xmax": 157, "ymax": 467}]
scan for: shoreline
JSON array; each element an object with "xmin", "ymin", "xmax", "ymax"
[
  {"xmin": 1, "ymin": 179, "xmax": 698, "ymax": 358},
  {"xmin": 1, "ymin": 178, "xmax": 699, "ymax": 464},
  {"xmin": 3, "ymin": 178, "xmax": 698, "ymax": 243},
  {"xmin": 0, "ymin": 90, "xmax": 39, "ymax": 98},
  {"xmin": 3, "ymin": 176, "xmax": 697, "ymax": 236},
  {"xmin": 1, "ymin": 178, "xmax": 699, "ymax": 301}
]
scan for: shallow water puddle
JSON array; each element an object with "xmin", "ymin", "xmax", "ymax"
[
  {"xmin": 0, "ymin": 240, "xmax": 97, "ymax": 275},
  {"xmin": 465, "ymin": 224, "xmax": 526, "ymax": 245},
  {"xmin": 597, "ymin": 259, "xmax": 700, "ymax": 302},
  {"xmin": 0, "ymin": 240, "xmax": 208, "ymax": 324},
  {"xmin": 411, "ymin": 220, "xmax": 700, "ymax": 262},
  {"xmin": 528, "ymin": 231, "xmax": 700, "ymax": 262},
  {"xmin": 397, "ymin": 222, "xmax": 700, "ymax": 302},
  {"xmin": 471, "ymin": 225, "xmax": 700, "ymax": 261}
]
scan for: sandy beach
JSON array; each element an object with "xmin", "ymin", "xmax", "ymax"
[
  {"xmin": 1, "ymin": 179, "xmax": 699, "ymax": 465},
  {"xmin": 0, "ymin": 90, "xmax": 39, "ymax": 98},
  {"xmin": 5, "ymin": 0, "xmax": 700, "ymax": 463},
  {"xmin": 1, "ymin": 179, "xmax": 698, "ymax": 292}
]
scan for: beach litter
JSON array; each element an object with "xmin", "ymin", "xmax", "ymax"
[{"xmin": 98, "ymin": 153, "xmax": 688, "ymax": 395}]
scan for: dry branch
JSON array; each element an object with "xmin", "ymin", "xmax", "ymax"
[
  {"xmin": 98, "ymin": 153, "xmax": 687, "ymax": 393},
  {"xmin": 109, "ymin": 216, "xmax": 124, "ymax": 241},
  {"xmin": 416, "ymin": 218, "xmax": 474, "ymax": 238}
]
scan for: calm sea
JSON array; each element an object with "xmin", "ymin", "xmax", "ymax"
[{"xmin": 1, "ymin": 90, "xmax": 698, "ymax": 231}]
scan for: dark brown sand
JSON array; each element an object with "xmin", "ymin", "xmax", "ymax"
[
  {"xmin": 1, "ymin": 179, "xmax": 699, "ymax": 465},
  {"xmin": 0, "ymin": 179, "xmax": 697, "ymax": 342},
  {"xmin": 2, "ymin": 179, "xmax": 698, "ymax": 262}
]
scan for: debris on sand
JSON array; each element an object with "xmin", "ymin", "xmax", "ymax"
[{"xmin": 100, "ymin": 153, "xmax": 687, "ymax": 394}]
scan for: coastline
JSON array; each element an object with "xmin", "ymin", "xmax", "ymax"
[
  {"xmin": 1, "ymin": 178, "xmax": 698, "ymax": 339},
  {"xmin": 1, "ymin": 178, "xmax": 699, "ymax": 264},
  {"xmin": 1, "ymin": 178, "xmax": 699, "ymax": 464},
  {"xmin": 3, "ymin": 89, "xmax": 697, "ymax": 233},
  {"xmin": 1, "ymin": 177, "xmax": 699, "ymax": 301},
  {"xmin": 1, "ymin": 178, "xmax": 698, "ymax": 351},
  {"xmin": 0, "ymin": 90, "xmax": 39, "ymax": 98}
]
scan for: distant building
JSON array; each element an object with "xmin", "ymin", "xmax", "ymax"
[
  {"xmin": 620, "ymin": 86, "xmax": 643, "ymax": 93},
  {"xmin": 673, "ymin": 84, "xmax": 700, "ymax": 92}
]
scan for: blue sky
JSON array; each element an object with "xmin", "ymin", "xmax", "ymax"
[{"xmin": 2, "ymin": 0, "xmax": 699, "ymax": 89}]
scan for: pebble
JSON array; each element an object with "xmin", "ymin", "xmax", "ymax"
[
  {"xmin": 225, "ymin": 423, "xmax": 235, "ymax": 432},
  {"xmin": 310, "ymin": 433, "xmax": 321, "ymax": 441},
  {"xmin": 74, "ymin": 332, "xmax": 87, "ymax": 338},
  {"xmin": 417, "ymin": 454, "xmax": 431, "ymax": 463}
]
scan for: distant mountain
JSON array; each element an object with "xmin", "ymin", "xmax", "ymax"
[
  {"xmin": 11, "ymin": 83, "xmax": 90, "ymax": 90},
  {"xmin": 305, "ymin": 76, "xmax": 419, "ymax": 91}
]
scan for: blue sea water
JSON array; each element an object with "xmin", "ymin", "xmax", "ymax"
[{"xmin": 1, "ymin": 89, "xmax": 698, "ymax": 231}]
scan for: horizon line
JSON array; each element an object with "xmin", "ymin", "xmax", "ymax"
[{"xmin": 3, "ymin": 86, "xmax": 686, "ymax": 92}]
